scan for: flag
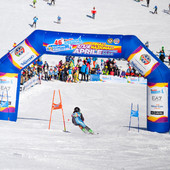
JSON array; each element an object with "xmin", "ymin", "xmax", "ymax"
[
  {"xmin": 52, "ymin": 102, "xmax": 62, "ymax": 110},
  {"xmin": 131, "ymin": 110, "xmax": 139, "ymax": 117}
]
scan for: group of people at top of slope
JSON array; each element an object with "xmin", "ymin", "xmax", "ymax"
[{"xmin": 30, "ymin": 2, "xmax": 97, "ymax": 28}]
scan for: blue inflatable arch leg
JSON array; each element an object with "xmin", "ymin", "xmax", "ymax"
[{"xmin": 0, "ymin": 30, "xmax": 169, "ymax": 133}]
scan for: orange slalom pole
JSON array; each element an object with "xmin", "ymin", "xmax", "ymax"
[
  {"xmin": 48, "ymin": 90, "xmax": 55, "ymax": 130},
  {"xmin": 59, "ymin": 90, "xmax": 66, "ymax": 132}
]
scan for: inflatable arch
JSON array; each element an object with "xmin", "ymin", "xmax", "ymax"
[{"xmin": 0, "ymin": 30, "xmax": 169, "ymax": 133}]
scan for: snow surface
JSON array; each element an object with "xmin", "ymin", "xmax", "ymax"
[{"xmin": 0, "ymin": 0, "xmax": 170, "ymax": 169}]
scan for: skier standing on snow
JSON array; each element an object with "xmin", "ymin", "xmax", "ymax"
[
  {"xmin": 57, "ymin": 15, "xmax": 61, "ymax": 24},
  {"xmin": 153, "ymin": 5, "xmax": 158, "ymax": 14},
  {"xmin": 91, "ymin": 7, "xmax": 97, "ymax": 19},
  {"xmin": 51, "ymin": 0, "xmax": 55, "ymax": 5},
  {"xmin": 33, "ymin": 0, "xmax": 37, "ymax": 8},
  {"xmin": 146, "ymin": 0, "xmax": 150, "ymax": 7},
  {"xmin": 32, "ymin": 16, "xmax": 38, "ymax": 28},
  {"xmin": 71, "ymin": 107, "xmax": 94, "ymax": 134}
]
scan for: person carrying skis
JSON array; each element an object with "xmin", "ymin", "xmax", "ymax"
[{"xmin": 71, "ymin": 107, "xmax": 94, "ymax": 134}]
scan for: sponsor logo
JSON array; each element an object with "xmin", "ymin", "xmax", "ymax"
[
  {"xmin": 15, "ymin": 46, "xmax": 25, "ymax": 57},
  {"xmin": 151, "ymin": 89, "xmax": 164, "ymax": 94},
  {"xmin": 151, "ymin": 104, "xmax": 163, "ymax": 109},
  {"xmin": 107, "ymin": 38, "xmax": 113, "ymax": 44},
  {"xmin": 140, "ymin": 54, "xmax": 151, "ymax": 65},
  {"xmin": 46, "ymin": 37, "xmax": 82, "ymax": 52},
  {"xmin": 0, "ymin": 79, "xmax": 11, "ymax": 84},
  {"xmin": 0, "ymin": 86, "xmax": 10, "ymax": 91},
  {"xmin": 152, "ymin": 96, "xmax": 162, "ymax": 101},
  {"xmin": 151, "ymin": 111, "xmax": 164, "ymax": 115},
  {"xmin": 113, "ymin": 38, "xmax": 120, "ymax": 44},
  {"xmin": 20, "ymin": 55, "xmax": 34, "ymax": 66}
]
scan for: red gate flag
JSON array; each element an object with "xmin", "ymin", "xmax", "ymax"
[
  {"xmin": 52, "ymin": 102, "xmax": 62, "ymax": 110},
  {"xmin": 48, "ymin": 90, "xmax": 66, "ymax": 131}
]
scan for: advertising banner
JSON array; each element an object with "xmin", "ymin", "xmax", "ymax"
[
  {"xmin": 147, "ymin": 82, "xmax": 168, "ymax": 123},
  {"xmin": 127, "ymin": 46, "xmax": 160, "ymax": 77},
  {"xmin": 100, "ymin": 75, "xmax": 127, "ymax": 83},
  {"xmin": 43, "ymin": 32, "xmax": 123, "ymax": 58},
  {"xmin": 90, "ymin": 74, "xmax": 100, "ymax": 81},
  {"xmin": 7, "ymin": 39, "xmax": 40, "ymax": 70},
  {"xmin": 21, "ymin": 75, "xmax": 40, "ymax": 91},
  {"xmin": 0, "ymin": 72, "xmax": 18, "ymax": 113}
]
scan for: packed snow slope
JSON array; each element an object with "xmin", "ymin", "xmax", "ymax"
[
  {"xmin": 0, "ymin": 0, "xmax": 170, "ymax": 170},
  {"xmin": 0, "ymin": 0, "xmax": 169, "ymax": 56}
]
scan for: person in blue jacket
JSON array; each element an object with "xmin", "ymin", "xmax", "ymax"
[
  {"xmin": 32, "ymin": 16, "xmax": 38, "ymax": 28},
  {"xmin": 85, "ymin": 65, "xmax": 89, "ymax": 81},
  {"xmin": 80, "ymin": 63, "xmax": 86, "ymax": 81},
  {"xmin": 71, "ymin": 107, "xmax": 93, "ymax": 134},
  {"xmin": 153, "ymin": 5, "xmax": 158, "ymax": 14}
]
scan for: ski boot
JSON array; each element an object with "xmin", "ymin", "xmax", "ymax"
[{"xmin": 85, "ymin": 126, "xmax": 94, "ymax": 134}]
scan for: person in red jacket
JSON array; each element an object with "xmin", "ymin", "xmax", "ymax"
[{"xmin": 91, "ymin": 7, "xmax": 97, "ymax": 19}]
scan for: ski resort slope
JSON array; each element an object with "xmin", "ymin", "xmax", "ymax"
[
  {"xmin": 0, "ymin": 0, "xmax": 169, "ymax": 56},
  {"xmin": 0, "ymin": 0, "xmax": 170, "ymax": 170}
]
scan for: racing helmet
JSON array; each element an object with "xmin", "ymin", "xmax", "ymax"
[{"xmin": 74, "ymin": 107, "xmax": 80, "ymax": 112}]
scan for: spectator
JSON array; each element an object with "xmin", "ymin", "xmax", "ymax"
[
  {"xmin": 159, "ymin": 50, "xmax": 165, "ymax": 62},
  {"xmin": 53, "ymin": 67, "xmax": 58, "ymax": 80},
  {"xmin": 63, "ymin": 65, "xmax": 69, "ymax": 81},
  {"xmin": 48, "ymin": 67, "xmax": 53, "ymax": 80},
  {"xmin": 120, "ymin": 70, "xmax": 126, "ymax": 78},
  {"xmin": 91, "ymin": 68, "xmax": 96, "ymax": 74},
  {"xmin": 110, "ymin": 68, "xmax": 114, "ymax": 76},
  {"xmin": 168, "ymin": 55, "xmax": 170, "ymax": 65},
  {"xmin": 81, "ymin": 63, "xmax": 86, "ymax": 81},
  {"xmin": 85, "ymin": 64, "xmax": 90, "ymax": 82},
  {"xmin": 13, "ymin": 42, "xmax": 17, "ymax": 48},
  {"xmin": 67, "ymin": 67, "xmax": 73, "ymax": 82},
  {"xmin": 102, "ymin": 66, "xmax": 109, "ymax": 75},
  {"xmin": 43, "ymin": 61, "xmax": 49, "ymax": 80},
  {"xmin": 101, "ymin": 59, "xmax": 105, "ymax": 70},
  {"xmin": 96, "ymin": 67, "xmax": 102, "ymax": 75},
  {"xmin": 145, "ymin": 41, "xmax": 149, "ymax": 48},
  {"xmin": 37, "ymin": 58, "xmax": 43, "ymax": 74},
  {"xmin": 66, "ymin": 56, "xmax": 71, "ymax": 62}
]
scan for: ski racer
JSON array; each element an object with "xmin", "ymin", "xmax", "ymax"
[{"xmin": 71, "ymin": 107, "xmax": 94, "ymax": 134}]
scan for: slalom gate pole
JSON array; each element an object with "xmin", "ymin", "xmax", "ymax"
[
  {"xmin": 48, "ymin": 90, "xmax": 55, "ymax": 130},
  {"xmin": 59, "ymin": 90, "xmax": 66, "ymax": 132}
]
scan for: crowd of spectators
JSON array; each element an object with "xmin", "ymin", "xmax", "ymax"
[{"xmin": 20, "ymin": 56, "xmax": 143, "ymax": 85}]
